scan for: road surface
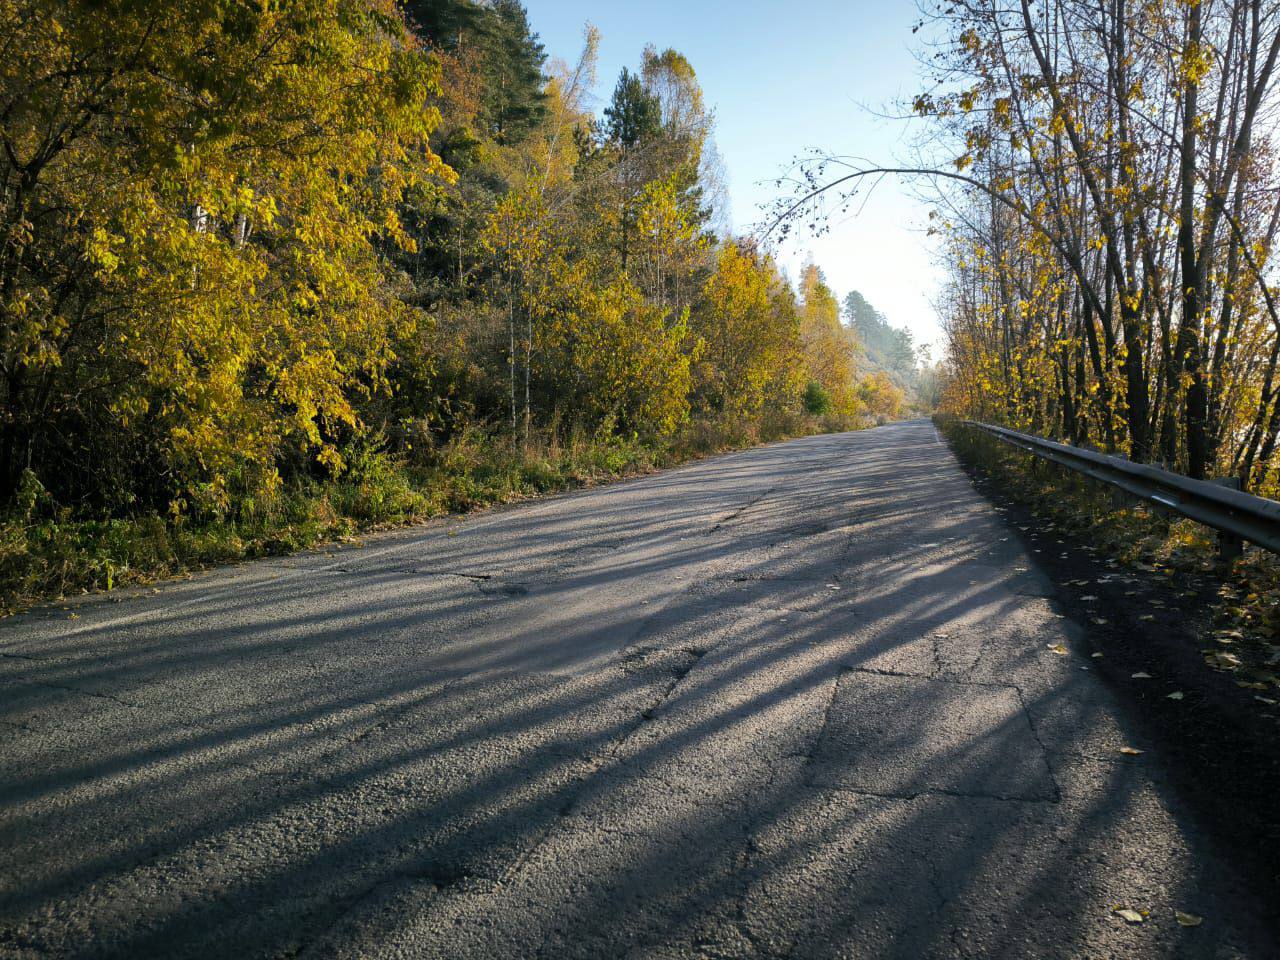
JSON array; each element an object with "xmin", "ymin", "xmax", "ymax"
[{"xmin": 0, "ymin": 420, "xmax": 1274, "ymax": 958}]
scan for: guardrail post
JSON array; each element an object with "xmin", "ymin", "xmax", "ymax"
[{"xmin": 1212, "ymin": 476, "xmax": 1244, "ymax": 563}]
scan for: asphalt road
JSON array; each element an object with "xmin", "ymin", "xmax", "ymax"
[{"xmin": 1, "ymin": 420, "xmax": 1274, "ymax": 959}]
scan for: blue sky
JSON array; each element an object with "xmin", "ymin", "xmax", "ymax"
[{"xmin": 525, "ymin": 0, "xmax": 945, "ymax": 351}]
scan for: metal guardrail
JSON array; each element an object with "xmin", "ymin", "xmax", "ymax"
[{"xmin": 962, "ymin": 420, "xmax": 1280, "ymax": 559}]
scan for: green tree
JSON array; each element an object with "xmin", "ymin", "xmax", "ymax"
[
  {"xmin": 404, "ymin": 0, "xmax": 546, "ymax": 144},
  {"xmin": 603, "ymin": 68, "xmax": 662, "ymax": 270}
]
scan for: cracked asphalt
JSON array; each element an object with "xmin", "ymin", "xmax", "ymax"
[{"xmin": 1, "ymin": 419, "xmax": 1275, "ymax": 958}]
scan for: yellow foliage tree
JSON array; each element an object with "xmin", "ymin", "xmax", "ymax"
[
  {"xmin": 798, "ymin": 263, "xmax": 860, "ymax": 417},
  {"xmin": 0, "ymin": 0, "xmax": 450, "ymax": 512},
  {"xmin": 693, "ymin": 241, "xmax": 803, "ymax": 415}
]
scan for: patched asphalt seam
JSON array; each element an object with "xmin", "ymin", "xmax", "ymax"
[
  {"xmin": 734, "ymin": 673, "xmax": 844, "ymax": 960},
  {"xmin": 819, "ymin": 783, "xmax": 1060, "ymax": 805}
]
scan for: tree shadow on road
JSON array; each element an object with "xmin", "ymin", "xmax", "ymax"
[{"xmin": 0, "ymin": 425, "xmax": 1272, "ymax": 958}]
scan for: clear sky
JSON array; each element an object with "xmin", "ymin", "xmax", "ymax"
[{"xmin": 525, "ymin": 0, "xmax": 945, "ymax": 352}]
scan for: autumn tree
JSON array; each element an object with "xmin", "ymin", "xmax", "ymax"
[
  {"xmin": 0, "ymin": 0, "xmax": 447, "ymax": 512},
  {"xmin": 798, "ymin": 264, "xmax": 860, "ymax": 417},
  {"xmin": 691, "ymin": 241, "xmax": 803, "ymax": 416}
]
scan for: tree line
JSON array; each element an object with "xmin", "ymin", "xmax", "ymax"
[
  {"xmin": 1, "ymin": 0, "xmax": 911, "ymax": 530},
  {"xmin": 918, "ymin": 0, "xmax": 1280, "ymax": 490}
]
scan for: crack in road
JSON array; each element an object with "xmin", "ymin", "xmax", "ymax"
[
  {"xmin": 11, "ymin": 677, "xmax": 139, "ymax": 709},
  {"xmin": 709, "ymin": 485, "xmax": 779, "ymax": 533},
  {"xmin": 1012, "ymin": 685, "xmax": 1064, "ymax": 804}
]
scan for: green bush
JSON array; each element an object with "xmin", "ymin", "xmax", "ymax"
[{"xmin": 803, "ymin": 381, "xmax": 833, "ymax": 416}]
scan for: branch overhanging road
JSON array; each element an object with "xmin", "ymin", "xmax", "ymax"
[{"xmin": 0, "ymin": 420, "xmax": 1274, "ymax": 958}]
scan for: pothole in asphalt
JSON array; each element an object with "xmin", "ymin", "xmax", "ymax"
[{"xmin": 808, "ymin": 671, "xmax": 1057, "ymax": 802}]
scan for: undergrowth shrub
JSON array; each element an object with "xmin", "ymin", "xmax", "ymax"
[{"xmin": 1, "ymin": 410, "xmax": 872, "ymax": 614}]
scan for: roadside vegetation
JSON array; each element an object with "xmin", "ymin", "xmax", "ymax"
[
  {"xmin": 0, "ymin": 0, "xmax": 934, "ymax": 613},
  {"xmin": 3, "ymin": 412, "xmax": 847, "ymax": 615},
  {"xmin": 939, "ymin": 417, "xmax": 1280, "ymax": 713},
  {"xmin": 776, "ymin": 0, "xmax": 1280, "ymax": 495}
]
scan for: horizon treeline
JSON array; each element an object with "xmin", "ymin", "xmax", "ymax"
[
  {"xmin": 0, "ymin": 0, "xmax": 919, "ymax": 530},
  {"xmin": 926, "ymin": 0, "xmax": 1280, "ymax": 491}
]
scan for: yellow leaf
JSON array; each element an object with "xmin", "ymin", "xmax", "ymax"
[
  {"xmin": 1166, "ymin": 691, "xmax": 1184, "ymax": 700},
  {"xmin": 1047, "ymin": 643, "xmax": 1070, "ymax": 655},
  {"xmin": 1118, "ymin": 746, "xmax": 1144, "ymax": 756},
  {"xmin": 1175, "ymin": 911, "xmax": 1203, "ymax": 927},
  {"xmin": 1114, "ymin": 908, "xmax": 1144, "ymax": 923},
  {"xmin": 1131, "ymin": 672, "xmax": 1152, "ymax": 679},
  {"xmin": 1206, "ymin": 651, "xmax": 1241, "ymax": 670}
]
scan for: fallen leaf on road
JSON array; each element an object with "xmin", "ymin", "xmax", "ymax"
[
  {"xmin": 1047, "ymin": 643, "xmax": 1070, "ymax": 655},
  {"xmin": 1166, "ymin": 691, "xmax": 1184, "ymax": 700},
  {"xmin": 1139, "ymin": 614, "xmax": 1155, "ymax": 621},
  {"xmin": 1118, "ymin": 747, "xmax": 1144, "ymax": 756},
  {"xmin": 1093, "ymin": 617, "xmax": 1110, "ymax": 625},
  {"xmin": 1206, "ymin": 651, "xmax": 1241, "ymax": 670},
  {"xmin": 1091, "ymin": 652, "xmax": 1104, "ymax": 658},
  {"xmin": 1175, "ymin": 911, "xmax": 1203, "ymax": 927},
  {"xmin": 1131, "ymin": 672, "xmax": 1152, "ymax": 679},
  {"xmin": 1114, "ymin": 908, "xmax": 1145, "ymax": 923}
]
